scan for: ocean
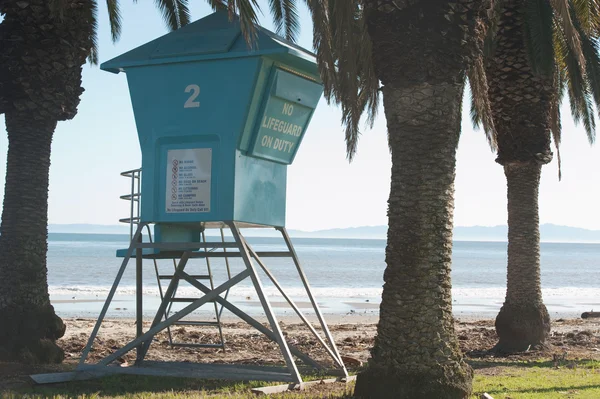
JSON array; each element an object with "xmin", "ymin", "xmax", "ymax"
[{"xmin": 47, "ymin": 233, "xmax": 600, "ymax": 320}]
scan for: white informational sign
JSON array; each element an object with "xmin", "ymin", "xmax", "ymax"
[{"xmin": 165, "ymin": 148, "xmax": 212, "ymax": 213}]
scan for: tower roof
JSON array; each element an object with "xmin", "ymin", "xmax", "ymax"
[{"xmin": 101, "ymin": 11, "xmax": 318, "ymax": 77}]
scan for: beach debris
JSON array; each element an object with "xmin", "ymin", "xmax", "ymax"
[
  {"xmin": 581, "ymin": 311, "xmax": 600, "ymax": 319},
  {"xmin": 481, "ymin": 394, "xmax": 494, "ymax": 399},
  {"xmin": 341, "ymin": 355, "xmax": 362, "ymax": 368},
  {"xmin": 553, "ymin": 351, "xmax": 568, "ymax": 368}
]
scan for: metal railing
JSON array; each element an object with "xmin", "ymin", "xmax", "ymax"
[
  {"xmin": 119, "ymin": 168, "xmax": 141, "ymax": 240},
  {"xmin": 117, "ymin": 167, "xmax": 229, "ymax": 349}
]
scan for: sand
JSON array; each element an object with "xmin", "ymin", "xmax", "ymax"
[
  {"xmin": 2, "ymin": 316, "xmax": 600, "ymax": 390},
  {"xmin": 57, "ymin": 315, "xmax": 600, "ymax": 365}
]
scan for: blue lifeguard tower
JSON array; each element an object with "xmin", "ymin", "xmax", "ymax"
[
  {"xmin": 104, "ymin": 9, "xmax": 323, "ymax": 232},
  {"xmin": 32, "ymin": 12, "xmax": 348, "ymax": 390}
]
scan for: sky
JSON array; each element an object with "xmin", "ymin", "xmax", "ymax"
[{"xmin": 1, "ymin": 2, "xmax": 600, "ymax": 232}]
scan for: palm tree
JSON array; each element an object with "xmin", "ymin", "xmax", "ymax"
[
  {"xmin": 472, "ymin": 0, "xmax": 600, "ymax": 352},
  {"xmin": 306, "ymin": 1, "xmax": 494, "ymax": 397},
  {"xmin": 0, "ymin": 0, "xmax": 191, "ymax": 364},
  {"xmin": 0, "ymin": 0, "xmax": 297, "ymax": 364}
]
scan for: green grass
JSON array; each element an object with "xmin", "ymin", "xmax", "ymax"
[
  {"xmin": 471, "ymin": 359, "xmax": 600, "ymax": 398},
  {"xmin": 4, "ymin": 360, "xmax": 600, "ymax": 398},
  {"xmin": 2, "ymin": 374, "xmax": 353, "ymax": 399}
]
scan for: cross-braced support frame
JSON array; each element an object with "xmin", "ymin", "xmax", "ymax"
[{"xmin": 32, "ymin": 222, "xmax": 348, "ymax": 388}]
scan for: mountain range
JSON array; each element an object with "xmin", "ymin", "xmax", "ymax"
[{"xmin": 48, "ymin": 223, "xmax": 600, "ymax": 243}]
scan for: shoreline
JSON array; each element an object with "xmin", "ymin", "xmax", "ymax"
[
  {"xmin": 50, "ymin": 295, "xmax": 593, "ymax": 322},
  {"xmin": 52, "ymin": 308, "xmax": 588, "ymax": 326}
]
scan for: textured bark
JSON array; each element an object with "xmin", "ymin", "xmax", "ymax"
[
  {"xmin": 354, "ymin": 82, "xmax": 472, "ymax": 399},
  {"xmin": 0, "ymin": 0, "xmax": 92, "ymax": 121},
  {"xmin": 0, "ymin": 112, "xmax": 65, "ymax": 363},
  {"xmin": 494, "ymin": 163, "xmax": 550, "ymax": 352},
  {"xmin": 486, "ymin": 0, "xmax": 554, "ymax": 165},
  {"xmin": 0, "ymin": 0, "xmax": 93, "ymax": 362},
  {"xmin": 354, "ymin": 1, "xmax": 492, "ymax": 397},
  {"xmin": 486, "ymin": 0, "xmax": 553, "ymax": 351}
]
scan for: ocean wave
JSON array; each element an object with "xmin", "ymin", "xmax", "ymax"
[
  {"xmin": 48, "ymin": 285, "xmax": 379, "ymax": 299},
  {"xmin": 49, "ymin": 285, "xmax": 600, "ymax": 300}
]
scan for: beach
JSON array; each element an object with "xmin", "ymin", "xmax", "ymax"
[
  {"xmin": 3, "ymin": 232, "xmax": 594, "ymax": 391},
  {"xmin": 3, "ymin": 315, "xmax": 600, "ymax": 391}
]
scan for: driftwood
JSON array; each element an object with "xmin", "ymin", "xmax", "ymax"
[
  {"xmin": 481, "ymin": 393, "xmax": 495, "ymax": 399},
  {"xmin": 581, "ymin": 312, "xmax": 600, "ymax": 319}
]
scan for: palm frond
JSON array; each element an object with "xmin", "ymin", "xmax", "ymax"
[
  {"xmin": 562, "ymin": 26, "xmax": 595, "ymax": 142},
  {"xmin": 468, "ymin": 0, "xmax": 497, "ymax": 151},
  {"xmin": 544, "ymin": 0, "xmax": 600, "ymax": 179},
  {"xmin": 572, "ymin": 0, "xmax": 600, "ymax": 35},
  {"xmin": 577, "ymin": 19, "xmax": 600, "ymax": 133},
  {"xmin": 268, "ymin": 0, "xmax": 300, "ymax": 42},
  {"xmin": 331, "ymin": 0, "xmax": 358, "ymax": 156},
  {"xmin": 357, "ymin": 14, "xmax": 379, "ymax": 129},
  {"xmin": 470, "ymin": 84, "xmax": 482, "ymax": 130},
  {"xmin": 206, "ymin": 0, "xmax": 227, "ymax": 10},
  {"xmin": 282, "ymin": 0, "xmax": 300, "ymax": 42},
  {"xmin": 88, "ymin": 0, "xmax": 99, "ymax": 65},
  {"xmin": 550, "ymin": 0, "xmax": 586, "ymax": 72},
  {"xmin": 558, "ymin": 3, "xmax": 597, "ymax": 144},
  {"xmin": 306, "ymin": 0, "xmax": 378, "ymax": 160},
  {"xmin": 304, "ymin": 0, "xmax": 337, "ymax": 100},
  {"xmin": 226, "ymin": 0, "xmax": 261, "ymax": 47},
  {"xmin": 468, "ymin": 55, "xmax": 497, "ymax": 150},
  {"xmin": 549, "ymin": 66, "xmax": 564, "ymax": 179},
  {"xmin": 567, "ymin": 81, "xmax": 596, "ymax": 142},
  {"xmin": 523, "ymin": 0, "xmax": 556, "ymax": 75},
  {"xmin": 106, "ymin": 0, "xmax": 122, "ymax": 42},
  {"xmin": 308, "ymin": 0, "xmax": 337, "ymax": 97},
  {"xmin": 269, "ymin": 0, "xmax": 284, "ymax": 34},
  {"xmin": 137, "ymin": 0, "xmax": 190, "ymax": 30}
]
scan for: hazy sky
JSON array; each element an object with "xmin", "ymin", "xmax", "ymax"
[{"xmin": 1, "ymin": 2, "xmax": 599, "ymax": 232}]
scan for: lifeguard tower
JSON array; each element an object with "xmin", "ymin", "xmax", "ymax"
[{"xmin": 32, "ymin": 11, "xmax": 348, "ymax": 389}]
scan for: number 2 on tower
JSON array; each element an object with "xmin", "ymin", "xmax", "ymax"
[{"xmin": 184, "ymin": 84, "xmax": 200, "ymax": 108}]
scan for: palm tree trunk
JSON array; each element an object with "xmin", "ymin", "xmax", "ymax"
[
  {"xmin": 354, "ymin": 81, "xmax": 472, "ymax": 398},
  {"xmin": 0, "ymin": 111, "xmax": 65, "ymax": 363},
  {"xmin": 484, "ymin": 0, "xmax": 553, "ymax": 352},
  {"xmin": 0, "ymin": 0, "xmax": 95, "ymax": 364},
  {"xmin": 494, "ymin": 162, "xmax": 550, "ymax": 352}
]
